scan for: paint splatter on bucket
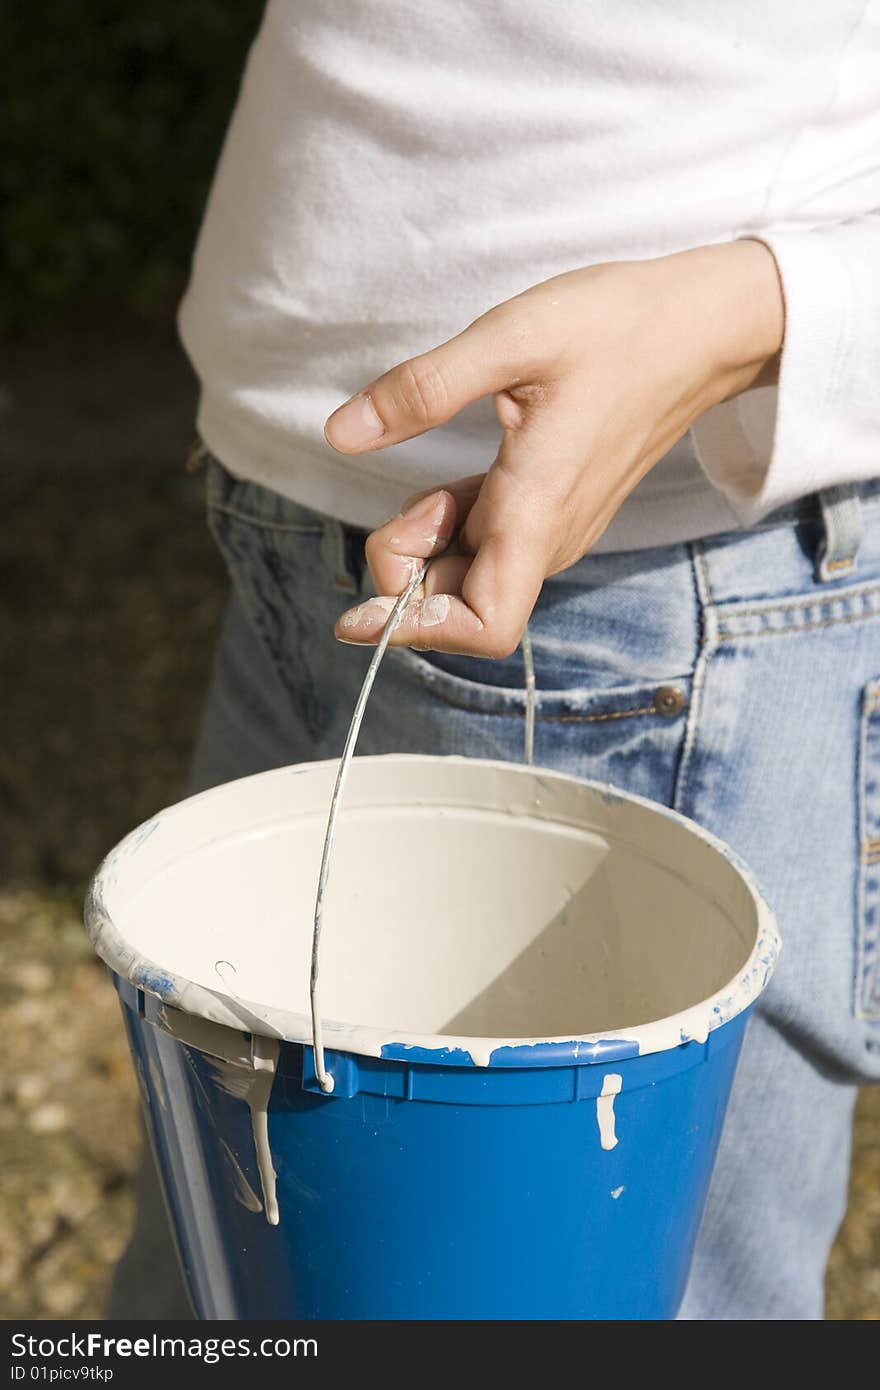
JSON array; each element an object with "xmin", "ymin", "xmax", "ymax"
[{"xmin": 86, "ymin": 754, "xmax": 779, "ymax": 1319}]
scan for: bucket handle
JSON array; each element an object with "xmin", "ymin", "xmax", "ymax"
[{"xmin": 309, "ymin": 561, "xmax": 537, "ymax": 1093}]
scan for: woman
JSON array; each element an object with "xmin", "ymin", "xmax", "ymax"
[{"xmin": 114, "ymin": 1, "xmax": 880, "ymax": 1318}]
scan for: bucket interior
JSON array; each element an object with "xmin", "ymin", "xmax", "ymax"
[{"xmin": 96, "ymin": 757, "xmax": 763, "ymax": 1043}]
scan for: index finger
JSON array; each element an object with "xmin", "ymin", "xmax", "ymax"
[
  {"xmin": 337, "ymin": 526, "xmax": 547, "ymax": 658},
  {"xmin": 365, "ymin": 475, "xmax": 484, "ymax": 595}
]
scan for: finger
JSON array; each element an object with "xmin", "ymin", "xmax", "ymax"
[
  {"xmin": 337, "ymin": 415, "xmax": 560, "ymax": 655},
  {"xmin": 398, "ymin": 473, "xmax": 485, "ymax": 519},
  {"xmin": 365, "ymin": 476, "xmax": 484, "ymax": 595},
  {"xmin": 335, "ymin": 525, "xmax": 546, "ymax": 659},
  {"xmin": 324, "ymin": 313, "xmax": 520, "ymax": 453},
  {"xmin": 335, "ymin": 555, "xmax": 471, "ymax": 647},
  {"xmin": 381, "ymin": 403, "xmax": 577, "ymax": 655},
  {"xmin": 337, "ymin": 379, "xmax": 591, "ymax": 655},
  {"xmin": 365, "ymin": 490, "xmax": 456, "ymax": 597},
  {"xmin": 458, "ymin": 527, "xmax": 547, "ymax": 657},
  {"xmin": 335, "ymin": 586, "xmax": 482, "ymax": 654}
]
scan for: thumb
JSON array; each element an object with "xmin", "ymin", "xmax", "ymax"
[
  {"xmin": 452, "ymin": 429, "xmax": 557, "ymax": 658},
  {"xmin": 454, "ymin": 385, "xmax": 599, "ymax": 654},
  {"xmin": 324, "ymin": 313, "xmax": 516, "ymax": 454}
]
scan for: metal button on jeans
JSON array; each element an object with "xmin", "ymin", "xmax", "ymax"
[{"xmin": 654, "ymin": 685, "xmax": 686, "ymax": 717}]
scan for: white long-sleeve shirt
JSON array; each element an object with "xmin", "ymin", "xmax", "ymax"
[{"xmin": 179, "ymin": 0, "xmax": 880, "ymax": 552}]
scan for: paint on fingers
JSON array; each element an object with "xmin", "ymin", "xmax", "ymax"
[
  {"xmin": 421, "ymin": 594, "xmax": 450, "ymax": 627},
  {"xmin": 339, "ymin": 596, "xmax": 397, "ymax": 634}
]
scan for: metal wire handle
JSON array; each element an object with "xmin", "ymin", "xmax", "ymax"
[{"xmin": 308, "ymin": 563, "xmax": 537, "ymax": 1093}]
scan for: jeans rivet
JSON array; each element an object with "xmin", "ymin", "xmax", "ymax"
[{"xmin": 654, "ymin": 685, "xmax": 686, "ymax": 717}]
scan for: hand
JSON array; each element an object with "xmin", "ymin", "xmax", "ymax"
[{"xmin": 324, "ymin": 240, "xmax": 784, "ymax": 656}]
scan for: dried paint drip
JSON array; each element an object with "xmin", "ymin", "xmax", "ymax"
[
  {"xmin": 158, "ymin": 1003, "xmax": 282, "ymax": 1227},
  {"xmin": 309, "ymin": 564, "xmax": 537, "ymax": 1093},
  {"xmin": 206, "ymin": 1039, "xmax": 281, "ymax": 1224},
  {"xmin": 597, "ymin": 1073, "xmax": 623, "ymax": 1150}
]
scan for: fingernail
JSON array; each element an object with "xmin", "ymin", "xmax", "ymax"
[
  {"xmin": 339, "ymin": 606, "xmax": 362, "ymax": 631},
  {"xmin": 339, "ymin": 596, "xmax": 397, "ymax": 630},
  {"xmin": 365, "ymin": 595, "xmax": 398, "ymax": 620},
  {"xmin": 401, "ymin": 492, "xmax": 443, "ymax": 520},
  {"xmin": 326, "ymin": 394, "xmax": 384, "ymax": 450},
  {"xmin": 421, "ymin": 594, "xmax": 450, "ymax": 627}
]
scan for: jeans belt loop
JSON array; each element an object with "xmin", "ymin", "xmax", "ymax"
[
  {"xmin": 321, "ymin": 518, "xmax": 360, "ymax": 595},
  {"xmin": 816, "ymin": 485, "xmax": 864, "ymax": 583}
]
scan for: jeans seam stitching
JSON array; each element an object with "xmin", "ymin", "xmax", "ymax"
[
  {"xmin": 856, "ymin": 683, "xmax": 880, "ymax": 1020},
  {"xmin": 710, "ymin": 577, "xmax": 880, "ymax": 623},
  {"xmin": 718, "ymin": 603, "xmax": 880, "ymax": 642},
  {"xmin": 693, "ymin": 539, "xmax": 716, "ymax": 606},
  {"xmin": 673, "ymin": 542, "xmax": 715, "ymax": 814},
  {"xmin": 405, "ymin": 685, "xmax": 670, "ymax": 723},
  {"xmin": 397, "ymin": 649, "xmax": 694, "ymax": 719}
]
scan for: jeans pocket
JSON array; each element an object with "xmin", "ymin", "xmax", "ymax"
[
  {"xmin": 205, "ymin": 458, "xmax": 345, "ymax": 741},
  {"xmin": 856, "ymin": 677, "xmax": 880, "ymax": 1019},
  {"xmin": 204, "ymin": 454, "xmax": 326, "ymax": 541},
  {"xmin": 387, "ymin": 647, "xmax": 690, "ymax": 804},
  {"xmin": 390, "ymin": 645, "xmax": 689, "ymax": 723}
]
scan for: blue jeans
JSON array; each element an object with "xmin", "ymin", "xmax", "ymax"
[{"xmin": 114, "ymin": 457, "xmax": 880, "ymax": 1319}]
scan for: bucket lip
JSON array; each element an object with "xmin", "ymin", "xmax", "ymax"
[{"xmin": 85, "ymin": 753, "xmax": 780, "ymax": 1069}]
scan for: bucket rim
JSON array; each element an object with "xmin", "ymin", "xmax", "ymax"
[{"xmin": 85, "ymin": 754, "xmax": 780, "ymax": 1069}]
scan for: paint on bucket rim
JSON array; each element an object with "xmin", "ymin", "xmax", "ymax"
[{"xmin": 85, "ymin": 755, "xmax": 781, "ymax": 1075}]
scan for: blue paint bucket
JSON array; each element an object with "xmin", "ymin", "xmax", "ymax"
[{"xmin": 86, "ymin": 755, "xmax": 779, "ymax": 1320}]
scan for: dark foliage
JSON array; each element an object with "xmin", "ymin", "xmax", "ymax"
[{"xmin": 1, "ymin": 2, "xmax": 264, "ymax": 333}]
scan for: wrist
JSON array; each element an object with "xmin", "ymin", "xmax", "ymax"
[
  {"xmin": 654, "ymin": 240, "xmax": 784, "ymax": 408},
  {"xmin": 695, "ymin": 239, "xmax": 785, "ymax": 400}
]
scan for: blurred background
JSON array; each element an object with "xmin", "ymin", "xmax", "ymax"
[{"xmin": 1, "ymin": 1, "xmax": 877, "ymax": 1320}]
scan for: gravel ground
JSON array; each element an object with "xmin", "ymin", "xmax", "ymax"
[{"xmin": 0, "ymin": 312, "xmax": 877, "ymax": 1319}]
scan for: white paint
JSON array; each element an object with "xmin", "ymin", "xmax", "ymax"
[
  {"xmin": 209, "ymin": 1053, "xmax": 279, "ymax": 1224},
  {"xmin": 364, "ymin": 596, "xmax": 398, "ymax": 620},
  {"xmin": 421, "ymin": 594, "xmax": 450, "ymax": 626},
  {"xmin": 86, "ymin": 755, "xmax": 780, "ymax": 1071},
  {"xmin": 158, "ymin": 1006, "xmax": 280, "ymax": 1225},
  {"xmin": 212, "ymin": 1058, "xmax": 278, "ymax": 1224},
  {"xmin": 340, "ymin": 596, "xmax": 397, "ymax": 630},
  {"xmin": 248, "ymin": 1045, "xmax": 279, "ymax": 1225},
  {"xmin": 597, "ymin": 1074, "xmax": 622, "ymax": 1150}
]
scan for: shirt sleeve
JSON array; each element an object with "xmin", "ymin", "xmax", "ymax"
[{"xmin": 690, "ymin": 215, "xmax": 880, "ymax": 524}]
